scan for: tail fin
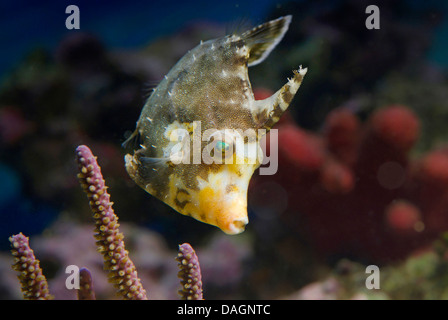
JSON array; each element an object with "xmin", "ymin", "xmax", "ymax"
[{"xmin": 242, "ymin": 15, "xmax": 292, "ymax": 67}]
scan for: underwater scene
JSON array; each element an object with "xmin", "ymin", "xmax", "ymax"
[{"xmin": 2, "ymin": 0, "xmax": 448, "ymax": 300}]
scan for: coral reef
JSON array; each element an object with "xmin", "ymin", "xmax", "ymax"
[
  {"xmin": 2, "ymin": 0, "xmax": 448, "ymax": 300},
  {"xmin": 9, "ymin": 145, "xmax": 204, "ymax": 300},
  {"xmin": 283, "ymin": 233, "xmax": 448, "ymax": 300},
  {"xmin": 251, "ymin": 103, "xmax": 448, "ymax": 264}
]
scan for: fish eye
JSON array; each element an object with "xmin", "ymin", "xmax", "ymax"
[
  {"xmin": 212, "ymin": 139, "xmax": 234, "ymax": 160},
  {"xmin": 215, "ymin": 141, "xmax": 230, "ymax": 154},
  {"xmin": 208, "ymin": 130, "xmax": 236, "ymax": 160}
]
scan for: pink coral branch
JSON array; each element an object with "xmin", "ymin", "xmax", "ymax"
[
  {"xmin": 9, "ymin": 233, "xmax": 53, "ymax": 300},
  {"xmin": 76, "ymin": 145, "xmax": 147, "ymax": 300},
  {"xmin": 77, "ymin": 267, "xmax": 96, "ymax": 300},
  {"xmin": 176, "ymin": 243, "xmax": 203, "ymax": 300}
]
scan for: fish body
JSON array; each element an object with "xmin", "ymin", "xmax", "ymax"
[{"xmin": 125, "ymin": 15, "xmax": 307, "ymax": 234}]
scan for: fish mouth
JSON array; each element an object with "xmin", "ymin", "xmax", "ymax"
[
  {"xmin": 216, "ymin": 209, "xmax": 248, "ymax": 235},
  {"xmin": 204, "ymin": 198, "xmax": 249, "ymax": 235},
  {"xmin": 177, "ymin": 188, "xmax": 249, "ymax": 234},
  {"xmin": 192, "ymin": 163, "xmax": 258, "ymax": 234},
  {"xmin": 224, "ymin": 216, "xmax": 248, "ymax": 235}
]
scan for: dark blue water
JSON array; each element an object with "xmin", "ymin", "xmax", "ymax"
[
  {"xmin": 0, "ymin": 0, "xmax": 286, "ymax": 79},
  {"xmin": 2, "ymin": 0, "xmax": 448, "ymax": 79}
]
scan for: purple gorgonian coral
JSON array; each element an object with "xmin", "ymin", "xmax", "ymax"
[
  {"xmin": 9, "ymin": 145, "xmax": 205, "ymax": 300},
  {"xmin": 77, "ymin": 267, "xmax": 96, "ymax": 300},
  {"xmin": 177, "ymin": 243, "xmax": 203, "ymax": 300},
  {"xmin": 9, "ymin": 233, "xmax": 53, "ymax": 300},
  {"xmin": 76, "ymin": 145, "xmax": 147, "ymax": 300}
]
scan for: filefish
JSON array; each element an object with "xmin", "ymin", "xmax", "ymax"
[{"xmin": 124, "ymin": 15, "xmax": 307, "ymax": 234}]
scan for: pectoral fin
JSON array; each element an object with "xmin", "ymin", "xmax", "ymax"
[
  {"xmin": 122, "ymin": 128, "xmax": 140, "ymax": 148},
  {"xmin": 124, "ymin": 152, "xmax": 173, "ymax": 197}
]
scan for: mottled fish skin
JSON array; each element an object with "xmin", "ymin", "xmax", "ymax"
[{"xmin": 124, "ymin": 15, "xmax": 307, "ymax": 234}]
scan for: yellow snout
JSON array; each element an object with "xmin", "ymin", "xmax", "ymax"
[
  {"xmin": 197, "ymin": 185, "xmax": 249, "ymax": 235},
  {"xmin": 172, "ymin": 163, "xmax": 257, "ymax": 235}
]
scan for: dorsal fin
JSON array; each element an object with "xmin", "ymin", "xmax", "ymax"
[{"xmin": 242, "ymin": 15, "xmax": 292, "ymax": 67}]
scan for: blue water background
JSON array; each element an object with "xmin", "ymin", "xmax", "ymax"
[{"xmin": 0, "ymin": 0, "xmax": 289, "ymax": 79}]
